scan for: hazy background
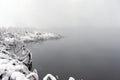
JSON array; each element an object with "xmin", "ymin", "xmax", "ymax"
[
  {"xmin": 0, "ymin": 0, "xmax": 120, "ymax": 29},
  {"xmin": 1, "ymin": 0, "xmax": 120, "ymax": 80}
]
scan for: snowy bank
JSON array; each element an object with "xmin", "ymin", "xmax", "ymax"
[
  {"xmin": 0, "ymin": 30, "xmax": 62, "ymax": 80},
  {"xmin": 0, "ymin": 30, "xmax": 76, "ymax": 80},
  {"xmin": 0, "ymin": 31, "xmax": 62, "ymax": 44}
]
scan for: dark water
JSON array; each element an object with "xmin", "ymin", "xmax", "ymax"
[{"xmin": 28, "ymin": 27, "xmax": 120, "ymax": 80}]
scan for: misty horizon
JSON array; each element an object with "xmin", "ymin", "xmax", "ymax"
[{"xmin": 0, "ymin": 0, "xmax": 120, "ymax": 29}]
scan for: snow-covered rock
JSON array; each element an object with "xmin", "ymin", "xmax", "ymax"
[
  {"xmin": 0, "ymin": 52, "xmax": 38, "ymax": 80},
  {"xmin": 43, "ymin": 74, "xmax": 76, "ymax": 80},
  {"xmin": 43, "ymin": 74, "xmax": 57, "ymax": 80},
  {"xmin": 0, "ymin": 30, "xmax": 62, "ymax": 44},
  {"xmin": 0, "ymin": 30, "xmax": 63, "ymax": 80},
  {"xmin": 69, "ymin": 77, "xmax": 75, "ymax": 80},
  {"xmin": 18, "ymin": 31, "xmax": 62, "ymax": 43},
  {"xmin": 0, "ymin": 31, "xmax": 41, "ymax": 80},
  {"xmin": 0, "ymin": 30, "xmax": 78, "ymax": 80}
]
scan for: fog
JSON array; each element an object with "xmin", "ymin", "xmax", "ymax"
[
  {"xmin": 0, "ymin": 0, "xmax": 120, "ymax": 28},
  {"xmin": 0, "ymin": 1, "xmax": 120, "ymax": 80}
]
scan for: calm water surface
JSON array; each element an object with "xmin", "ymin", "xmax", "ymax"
[{"xmin": 28, "ymin": 27, "xmax": 120, "ymax": 80}]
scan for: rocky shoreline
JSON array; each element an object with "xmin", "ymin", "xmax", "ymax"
[{"xmin": 0, "ymin": 30, "xmax": 76, "ymax": 80}]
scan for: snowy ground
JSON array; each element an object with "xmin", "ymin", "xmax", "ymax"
[{"xmin": 0, "ymin": 30, "xmax": 76, "ymax": 80}]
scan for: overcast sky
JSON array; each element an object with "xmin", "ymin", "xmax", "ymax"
[{"xmin": 0, "ymin": 0, "xmax": 120, "ymax": 28}]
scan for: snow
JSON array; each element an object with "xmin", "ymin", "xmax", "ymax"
[
  {"xmin": 43, "ymin": 74, "xmax": 57, "ymax": 80},
  {"xmin": 0, "ymin": 31, "xmax": 45, "ymax": 80},
  {"xmin": 43, "ymin": 74, "xmax": 76, "ymax": 80},
  {"xmin": 16, "ymin": 31, "xmax": 62, "ymax": 43},
  {"xmin": 0, "ymin": 57, "xmax": 38, "ymax": 80},
  {"xmin": 0, "ymin": 30, "xmax": 77, "ymax": 80},
  {"xmin": 69, "ymin": 77, "xmax": 75, "ymax": 80},
  {"xmin": 0, "ymin": 30, "xmax": 62, "ymax": 45}
]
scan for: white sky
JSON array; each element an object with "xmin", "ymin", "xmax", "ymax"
[{"xmin": 0, "ymin": 0, "xmax": 120, "ymax": 28}]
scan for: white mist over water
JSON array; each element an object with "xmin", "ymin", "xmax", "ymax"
[
  {"xmin": 0, "ymin": 0, "xmax": 120, "ymax": 29},
  {"xmin": 0, "ymin": 0, "xmax": 120, "ymax": 80}
]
